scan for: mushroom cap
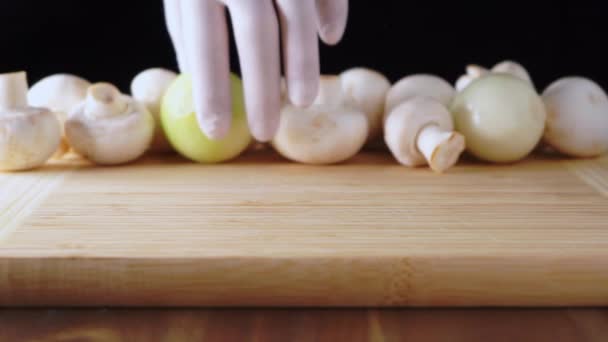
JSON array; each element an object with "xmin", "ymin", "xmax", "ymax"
[
  {"xmin": 456, "ymin": 61, "xmax": 534, "ymax": 93},
  {"xmin": 340, "ymin": 67, "xmax": 391, "ymax": 143},
  {"xmin": 272, "ymin": 104, "xmax": 369, "ymax": 165},
  {"xmin": 466, "ymin": 65, "xmax": 489, "ymax": 78},
  {"xmin": 384, "ymin": 97, "xmax": 454, "ymax": 167},
  {"xmin": 130, "ymin": 68, "xmax": 177, "ymax": 152},
  {"xmin": 385, "ymin": 74, "xmax": 455, "ymax": 120},
  {"xmin": 28, "ymin": 74, "xmax": 91, "ymax": 159},
  {"xmin": 131, "ymin": 68, "xmax": 177, "ymax": 113},
  {"xmin": 313, "ymin": 75, "xmax": 346, "ymax": 107},
  {"xmin": 0, "ymin": 107, "xmax": 61, "ymax": 171},
  {"xmin": 542, "ymin": 77, "xmax": 608, "ymax": 157},
  {"xmin": 451, "ymin": 74, "xmax": 546, "ymax": 163},
  {"xmin": 66, "ymin": 97, "xmax": 155, "ymax": 165},
  {"xmin": 28, "ymin": 74, "xmax": 91, "ymax": 123},
  {"xmin": 492, "ymin": 60, "xmax": 533, "ymax": 86}
]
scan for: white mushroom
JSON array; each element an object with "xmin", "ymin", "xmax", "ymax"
[
  {"xmin": 339, "ymin": 67, "xmax": 391, "ymax": 143},
  {"xmin": 273, "ymin": 75, "xmax": 369, "ymax": 164},
  {"xmin": 27, "ymin": 74, "xmax": 91, "ymax": 158},
  {"xmin": 542, "ymin": 77, "xmax": 608, "ymax": 158},
  {"xmin": 383, "ymin": 75, "xmax": 462, "ymax": 171},
  {"xmin": 384, "ymin": 74, "xmax": 455, "ymax": 121},
  {"xmin": 455, "ymin": 60, "xmax": 534, "ymax": 92},
  {"xmin": 385, "ymin": 97, "xmax": 465, "ymax": 173},
  {"xmin": 467, "ymin": 64, "xmax": 489, "ymax": 78},
  {"xmin": 455, "ymin": 65, "xmax": 489, "ymax": 92},
  {"xmin": 28, "ymin": 74, "xmax": 91, "ymax": 116},
  {"xmin": 130, "ymin": 68, "xmax": 177, "ymax": 153},
  {"xmin": 313, "ymin": 75, "xmax": 346, "ymax": 107},
  {"xmin": 492, "ymin": 60, "xmax": 533, "ymax": 86},
  {"xmin": 65, "ymin": 82, "xmax": 155, "ymax": 165},
  {"xmin": 0, "ymin": 71, "xmax": 62, "ymax": 171},
  {"xmin": 272, "ymin": 103, "xmax": 369, "ymax": 165}
]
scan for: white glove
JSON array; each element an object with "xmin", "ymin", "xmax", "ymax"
[{"xmin": 163, "ymin": 0, "xmax": 349, "ymax": 142}]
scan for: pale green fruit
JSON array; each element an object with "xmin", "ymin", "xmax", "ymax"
[
  {"xmin": 160, "ymin": 74, "xmax": 251, "ymax": 163},
  {"xmin": 450, "ymin": 74, "xmax": 546, "ymax": 163}
]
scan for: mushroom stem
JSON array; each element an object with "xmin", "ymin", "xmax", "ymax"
[
  {"xmin": 84, "ymin": 83, "xmax": 128, "ymax": 118},
  {"xmin": 0, "ymin": 71, "xmax": 28, "ymax": 111},
  {"xmin": 416, "ymin": 124, "xmax": 466, "ymax": 173}
]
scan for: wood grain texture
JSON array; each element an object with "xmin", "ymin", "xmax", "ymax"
[
  {"xmin": 0, "ymin": 151, "xmax": 607, "ymax": 307},
  {"xmin": 0, "ymin": 309, "xmax": 606, "ymax": 342}
]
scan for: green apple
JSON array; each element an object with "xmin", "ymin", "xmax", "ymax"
[{"xmin": 160, "ymin": 73, "xmax": 251, "ymax": 163}]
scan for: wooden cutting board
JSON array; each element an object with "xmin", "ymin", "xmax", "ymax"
[{"xmin": 1, "ymin": 150, "xmax": 607, "ymax": 307}]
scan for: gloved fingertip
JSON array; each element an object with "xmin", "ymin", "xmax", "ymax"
[
  {"xmin": 320, "ymin": 23, "xmax": 345, "ymax": 46},
  {"xmin": 177, "ymin": 57, "xmax": 189, "ymax": 75},
  {"xmin": 288, "ymin": 81, "xmax": 319, "ymax": 108},
  {"xmin": 196, "ymin": 112, "xmax": 232, "ymax": 140},
  {"xmin": 249, "ymin": 115, "xmax": 280, "ymax": 143}
]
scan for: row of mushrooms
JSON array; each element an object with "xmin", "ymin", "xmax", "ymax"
[
  {"xmin": 0, "ymin": 69, "xmax": 176, "ymax": 171},
  {"xmin": 273, "ymin": 70, "xmax": 466, "ymax": 172},
  {"xmin": 271, "ymin": 61, "xmax": 608, "ymax": 173},
  {"xmin": 1, "ymin": 61, "xmax": 607, "ymax": 173}
]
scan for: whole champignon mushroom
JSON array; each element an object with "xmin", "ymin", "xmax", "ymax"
[
  {"xmin": 455, "ymin": 60, "xmax": 533, "ymax": 92},
  {"xmin": 65, "ymin": 82, "xmax": 155, "ymax": 165},
  {"xmin": 385, "ymin": 97, "xmax": 465, "ymax": 173},
  {"xmin": 493, "ymin": 61, "xmax": 533, "ymax": 85},
  {"xmin": 272, "ymin": 103, "xmax": 369, "ymax": 165},
  {"xmin": 467, "ymin": 65, "xmax": 489, "ymax": 78},
  {"xmin": 339, "ymin": 67, "xmax": 391, "ymax": 143},
  {"xmin": 273, "ymin": 74, "xmax": 370, "ymax": 164},
  {"xmin": 130, "ymin": 68, "xmax": 177, "ymax": 153},
  {"xmin": 455, "ymin": 65, "xmax": 489, "ymax": 92},
  {"xmin": 542, "ymin": 77, "xmax": 608, "ymax": 157},
  {"xmin": 27, "ymin": 74, "xmax": 91, "ymax": 158},
  {"xmin": 451, "ymin": 74, "xmax": 546, "ymax": 163},
  {"xmin": 384, "ymin": 74, "xmax": 455, "ymax": 122},
  {"xmin": 0, "ymin": 71, "xmax": 62, "ymax": 171}
]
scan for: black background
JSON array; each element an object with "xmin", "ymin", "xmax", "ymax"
[{"xmin": 0, "ymin": 1, "xmax": 606, "ymax": 92}]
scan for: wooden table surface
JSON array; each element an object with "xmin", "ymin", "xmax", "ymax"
[{"xmin": 0, "ymin": 308, "xmax": 606, "ymax": 341}]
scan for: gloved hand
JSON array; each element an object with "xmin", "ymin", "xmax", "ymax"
[{"xmin": 163, "ymin": 0, "xmax": 349, "ymax": 142}]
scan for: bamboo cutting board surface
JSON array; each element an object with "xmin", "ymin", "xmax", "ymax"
[{"xmin": 0, "ymin": 150, "xmax": 607, "ymax": 307}]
